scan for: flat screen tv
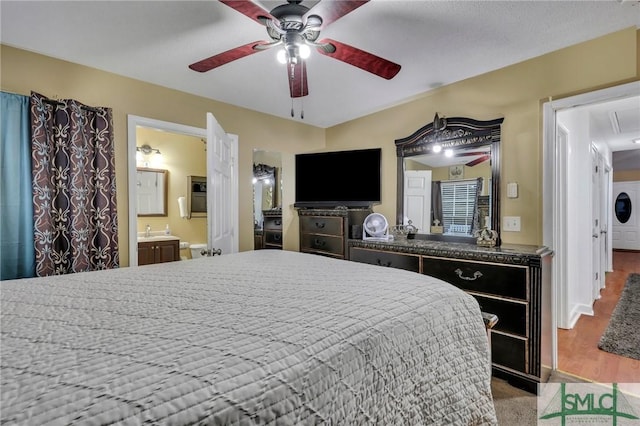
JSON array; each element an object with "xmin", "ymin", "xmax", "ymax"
[{"xmin": 295, "ymin": 148, "xmax": 381, "ymax": 208}]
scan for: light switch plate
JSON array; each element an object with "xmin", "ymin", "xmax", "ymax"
[
  {"xmin": 507, "ymin": 182, "xmax": 518, "ymax": 198},
  {"xmin": 503, "ymin": 216, "xmax": 521, "ymax": 232}
]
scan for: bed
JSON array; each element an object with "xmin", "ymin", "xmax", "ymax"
[{"xmin": 1, "ymin": 250, "xmax": 497, "ymax": 425}]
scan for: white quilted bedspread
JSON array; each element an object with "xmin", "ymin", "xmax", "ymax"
[{"xmin": 1, "ymin": 250, "xmax": 496, "ymax": 425}]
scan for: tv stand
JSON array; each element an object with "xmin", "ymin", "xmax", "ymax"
[{"xmin": 298, "ymin": 208, "xmax": 371, "ymax": 259}]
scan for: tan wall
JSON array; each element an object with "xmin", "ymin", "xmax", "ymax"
[
  {"xmin": 325, "ymin": 28, "xmax": 639, "ymax": 245},
  {"xmin": 2, "ymin": 27, "xmax": 638, "ymax": 261},
  {"xmin": 614, "ymin": 169, "xmax": 640, "ymax": 182},
  {"xmin": 1, "ymin": 44, "xmax": 326, "ymax": 265}
]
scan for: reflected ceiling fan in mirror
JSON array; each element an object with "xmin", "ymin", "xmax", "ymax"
[{"xmin": 189, "ymin": 0, "xmax": 401, "ymax": 112}]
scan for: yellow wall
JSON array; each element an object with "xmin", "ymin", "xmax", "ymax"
[
  {"xmin": 325, "ymin": 28, "xmax": 638, "ymax": 245},
  {"xmin": 1, "ymin": 27, "xmax": 638, "ymax": 262},
  {"xmin": 1, "ymin": 44, "xmax": 326, "ymax": 265}
]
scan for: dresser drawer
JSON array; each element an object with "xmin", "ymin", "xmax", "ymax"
[
  {"xmin": 491, "ymin": 332, "xmax": 528, "ymax": 373},
  {"xmin": 300, "ymin": 216, "xmax": 343, "ymax": 236},
  {"xmin": 473, "ymin": 294, "xmax": 527, "ymax": 336},
  {"xmin": 264, "ymin": 231, "xmax": 282, "ymax": 246},
  {"xmin": 422, "ymin": 256, "xmax": 527, "ymax": 300},
  {"xmin": 350, "ymin": 247, "xmax": 420, "ymax": 273},
  {"xmin": 300, "ymin": 234, "xmax": 344, "ymax": 257},
  {"xmin": 264, "ymin": 217, "xmax": 282, "ymax": 230}
]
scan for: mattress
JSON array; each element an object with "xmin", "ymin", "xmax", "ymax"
[{"xmin": 1, "ymin": 250, "xmax": 497, "ymax": 425}]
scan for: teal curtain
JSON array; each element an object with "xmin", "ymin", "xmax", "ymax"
[{"xmin": 1, "ymin": 92, "xmax": 35, "ymax": 280}]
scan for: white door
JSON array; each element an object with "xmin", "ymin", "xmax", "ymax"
[
  {"xmin": 612, "ymin": 181, "xmax": 640, "ymax": 250},
  {"xmin": 601, "ymin": 166, "xmax": 611, "ymax": 278},
  {"xmin": 207, "ymin": 112, "xmax": 238, "ymax": 256},
  {"xmin": 590, "ymin": 148, "xmax": 602, "ymax": 300},
  {"xmin": 404, "ymin": 170, "xmax": 432, "ymax": 232}
]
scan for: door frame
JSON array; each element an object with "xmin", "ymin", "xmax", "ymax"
[
  {"xmin": 127, "ymin": 115, "xmax": 239, "ymax": 266},
  {"xmin": 542, "ymin": 80, "xmax": 640, "ymax": 369}
]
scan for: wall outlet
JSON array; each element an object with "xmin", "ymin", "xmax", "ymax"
[{"xmin": 503, "ymin": 216, "xmax": 521, "ymax": 232}]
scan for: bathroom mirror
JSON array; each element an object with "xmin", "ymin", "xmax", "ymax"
[
  {"xmin": 395, "ymin": 114, "xmax": 503, "ymax": 244},
  {"xmin": 136, "ymin": 167, "xmax": 168, "ymax": 216}
]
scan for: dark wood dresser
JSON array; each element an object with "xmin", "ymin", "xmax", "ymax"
[
  {"xmin": 298, "ymin": 208, "xmax": 371, "ymax": 259},
  {"xmin": 262, "ymin": 209, "xmax": 283, "ymax": 249},
  {"xmin": 349, "ymin": 238, "xmax": 553, "ymax": 392}
]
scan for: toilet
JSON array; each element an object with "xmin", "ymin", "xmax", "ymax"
[{"xmin": 189, "ymin": 243, "xmax": 208, "ymax": 259}]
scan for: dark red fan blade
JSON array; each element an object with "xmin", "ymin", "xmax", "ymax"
[
  {"xmin": 306, "ymin": 0, "xmax": 369, "ymax": 28},
  {"xmin": 287, "ymin": 62, "xmax": 309, "ymax": 98},
  {"xmin": 316, "ymin": 38, "xmax": 400, "ymax": 80},
  {"xmin": 219, "ymin": 0, "xmax": 273, "ymax": 25},
  {"xmin": 465, "ymin": 155, "xmax": 490, "ymax": 167},
  {"xmin": 189, "ymin": 41, "xmax": 270, "ymax": 72}
]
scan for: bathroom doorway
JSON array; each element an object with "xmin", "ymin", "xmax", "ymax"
[{"xmin": 127, "ymin": 115, "xmax": 238, "ymax": 266}]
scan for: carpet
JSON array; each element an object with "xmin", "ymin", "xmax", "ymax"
[
  {"xmin": 598, "ymin": 272, "xmax": 640, "ymax": 360},
  {"xmin": 492, "ymin": 371, "xmax": 586, "ymax": 425}
]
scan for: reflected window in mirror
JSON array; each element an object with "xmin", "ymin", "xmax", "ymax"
[
  {"xmin": 137, "ymin": 167, "xmax": 168, "ymax": 216},
  {"xmin": 396, "ymin": 114, "xmax": 503, "ymax": 244}
]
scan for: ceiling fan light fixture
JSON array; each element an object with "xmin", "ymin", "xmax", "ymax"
[
  {"xmin": 432, "ymin": 144, "xmax": 442, "ymax": 153},
  {"xmin": 277, "ymin": 49, "xmax": 288, "ymax": 64},
  {"xmin": 298, "ymin": 43, "xmax": 310, "ymax": 59}
]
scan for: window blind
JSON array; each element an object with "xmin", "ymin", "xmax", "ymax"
[{"xmin": 441, "ymin": 179, "xmax": 478, "ymax": 234}]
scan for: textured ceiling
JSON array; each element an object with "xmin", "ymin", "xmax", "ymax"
[{"xmin": 2, "ymin": 0, "xmax": 639, "ymax": 129}]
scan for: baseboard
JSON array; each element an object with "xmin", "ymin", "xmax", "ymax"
[{"xmin": 567, "ymin": 304, "xmax": 594, "ymax": 329}]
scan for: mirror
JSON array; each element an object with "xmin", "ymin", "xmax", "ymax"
[
  {"xmin": 253, "ymin": 150, "xmax": 282, "ymax": 249},
  {"xmin": 188, "ymin": 175, "xmax": 207, "ymax": 218},
  {"xmin": 136, "ymin": 167, "xmax": 168, "ymax": 216},
  {"xmin": 395, "ymin": 114, "xmax": 503, "ymax": 244}
]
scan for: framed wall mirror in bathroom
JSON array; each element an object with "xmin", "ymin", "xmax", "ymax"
[{"xmin": 137, "ymin": 167, "xmax": 168, "ymax": 216}]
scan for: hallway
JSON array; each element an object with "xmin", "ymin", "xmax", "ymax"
[{"xmin": 557, "ymin": 251, "xmax": 640, "ymax": 383}]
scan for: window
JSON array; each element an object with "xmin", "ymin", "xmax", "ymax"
[{"xmin": 441, "ymin": 179, "xmax": 479, "ymax": 234}]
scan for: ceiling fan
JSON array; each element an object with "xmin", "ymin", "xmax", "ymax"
[
  {"xmin": 453, "ymin": 151, "xmax": 491, "ymax": 167},
  {"xmin": 189, "ymin": 0, "xmax": 401, "ymax": 100}
]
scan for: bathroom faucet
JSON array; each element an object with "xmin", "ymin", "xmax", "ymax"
[{"xmin": 145, "ymin": 224, "xmax": 151, "ymax": 237}]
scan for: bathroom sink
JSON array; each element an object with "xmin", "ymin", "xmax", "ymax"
[{"xmin": 137, "ymin": 235, "xmax": 180, "ymax": 243}]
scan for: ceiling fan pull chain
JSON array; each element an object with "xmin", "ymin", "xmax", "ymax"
[
  {"xmin": 300, "ymin": 59, "xmax": 304, "ymax": 119},
  {"xmin": 291, "ymin": 98, "xmax": 294, "ymax": 118}
]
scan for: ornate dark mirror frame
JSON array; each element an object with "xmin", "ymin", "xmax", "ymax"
[{"xmin": 395, "ymin": 114, "xmax": 504, "ymax": 245}]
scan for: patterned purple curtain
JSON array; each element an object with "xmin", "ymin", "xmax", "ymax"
[{"xmin": 30, "ymin": 92, "xmax": 118, "ymax": 276}]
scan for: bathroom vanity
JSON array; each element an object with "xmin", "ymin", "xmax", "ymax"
[{"xmin": 137, "ymin": 236, "xmax": 180, "ymax": 266}]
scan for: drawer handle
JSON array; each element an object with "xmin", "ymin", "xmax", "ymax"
[
  {"xmin": 313, "ymin": 238, "xmax": 326, "ymax": 247},
  {"xmin": 454, "ymin": 268, "xmax": 483, "ymax": 281},
  {"xmin": 314, "ymin": 222, "xmax": 325, "ymax": 229},
  {"xmin": 377, "ymin": 259, "xmax": 392, "ymax": 267}
]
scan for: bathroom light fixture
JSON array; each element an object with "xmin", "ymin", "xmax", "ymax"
[
  {"xmin": 136, "ymin": 144, "xmax": 162, "ymax": 167},
  {"xmin": 633, "ymin": 138, "xmax": 640, "ymax": 144},
  {"xmin": 137, "ymin": 144, "xmax": 161, "ymax": 155}
]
